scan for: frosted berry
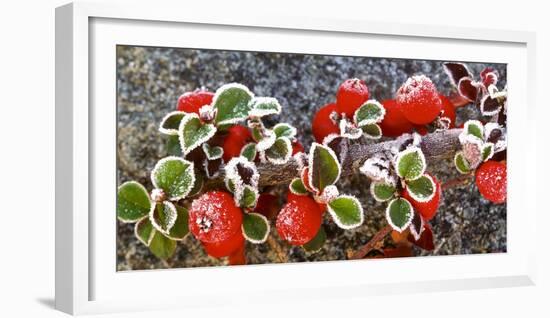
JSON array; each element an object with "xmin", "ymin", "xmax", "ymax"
[
  {"xmin": 396, "ymin": 75, "xmax": 442, "ymax": 125},
  {"xmin": 402, "ymin": 174, "xmax": 441, "ymax": 221},
  {"xmin": 336, "ymin": 78, "xmax": 370, "ymax": 118},
  {"xmin": 188, "ymin": 191, "xmax": 243, "ymax": 243},
  {"xmin": 312, "ymin": 103, "xmax": 340, "ymax": 143},
  {"xmin": 202, "ymin": 230, "xmax": 245, "ymax": 258},
  {"xmin": 177, "ymin": 90, "xmax": 214, "ymax": 114},
  {"xmin": 439, "ymin": 94, "xmax": 456, "ymax": 128},
  {"xmin": 222, "ymin": 125, "xmax": 252, "ymax": 162},
  {"xmin": 475, "ymin": 160, "xmax": 507, "ymax": 204},
  {"xmin": 379, "ymin": 99, "xmax": 414, "ymax": 137},
  {"xmin": 276, "ymin": 195, "xmax": 322, "ymax": 246}
]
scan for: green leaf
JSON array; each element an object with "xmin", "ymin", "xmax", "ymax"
[
  {"xmin": 302, "ymin": 226, "xmax": 326, "ymax": 253},
  {"xmin": 289, "ymin": 178, "xmax": 309, "ymax": 195},
  {"xmin": 166, "ymin": 205, "xmax": 189, "ymax": 240},
  {"xmin": 135, "ymin": 217, "xmax": 155, "ymax": 246},
  {"xmin": 273, "ymin": 123, "xmax": 297, "ymax": 139},
  {"xmin": 178, "ymin": 113, "xmax": 217, "ymax": 155},
  {"xmin": 213, "ymin": 83, "xmax": 254, "ymax": 125},
  {"xmin": 202, "ymin": 143, "xmax": 223, "ymax": 160},
  {"xmin": 386, "ymin": 198, "xmax": 414, "ymax": 232},
  {"xmin": 370, "ymin": 181, "xmax": 396, "ymax": 202},
  {"xmin": 150, "ymin": 201, "xmax": 178, "ymax": 235},
  {"xmin": 159, "ymin": 111, "xmax": 185, "ymax": 135},
  {"xmin": 240, "ymin": 143, "xmax": 257, "ymax": 161},
  {"xmin": 254, "ymin": 127, "xmax": 276, "ymax": 151},
  {"xmin": 464, "ymin": 120, "xmax": 484, "ymax": 140},
  {"xmin": 242, "ymin": 212, "xmax": 270, "ymax": 243},
  {"xmin": 327, "ymin": 195, "xmax": 364, "ymax": 229},
  {"xmin": 148, "ymin": 231, "xmax": 177, "ymax": 259},
  {"xmin": 248, "ymin": 97, "xmax": 281, "ymax": 118},
  {"xmin": 354, "ymin": 100, "xmax": 385, "ymax": 127},
  {"xmin": 165, "ymin": 135, "xmax": 182, "ymax": 156},
  {"xmin": 151, "ymin": 156, "xmax": 195, "ymax": 200},
  {"xmin": 361, "ymin": 123, "xmax": 382, "ymax": 139},
  {"xmin": 405, "ymin": 174, "xmax": 436, "ymax": 203},
  {"xmin": 237, "ymin": 185, "xmax": 258, "ymax": 209},
  {"xmin": 187, "ymin": 171, "xmax": 204, "ymax": 197},
  {"xmin": 454, "ymin": 151, "xmax": 471, "ymax": 174},
  {"xmin": 265, "ymin": 137, "xmax": 292, "ymax": 165},
  {"xmin": 117, "ymin": 181, "xmax": 152, "ymax": 222},
  {"xmin": 482, "ymin": 143, "xmax": 494, "ymax": 162},
  {"xmin": 225, "ymin": 178, "xmax": 236, "ymax": 193},
  {"xmin": 309, "ymin": 143, "xmax": 341, "ymax": 193},
  {"xmin": 396, "ymin": 147, "xmax": 426, "ymax": 181}
]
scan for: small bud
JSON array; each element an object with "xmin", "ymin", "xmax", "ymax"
[
  {"xmin": 199, "ymin": 105, "xmax": 216, "ymax": 122},
  {"xmin": 150, "ymin": 188, "xmax": 166, "ymax": 202}
]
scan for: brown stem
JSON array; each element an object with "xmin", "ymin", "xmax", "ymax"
[
  {"xmin": 441, "ymin": 174, "xmax": 474, "ymax": 190},
  {"xmin": 267, "ymin": 235, "xmax": 288, "ymax": 263},
  {"xmin": 349, "ymin": 225, "xmax": 392, "ymax": 260}
]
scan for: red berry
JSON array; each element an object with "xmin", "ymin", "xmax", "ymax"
[
  {"xmin": 439, "ymin": 94, "xmax": 456, "ymax": 128},
  {"xmin": 291, "ymin": 141, "xmax": 304, "ymax": 155},
  {"xmin": 402, "ymin": 174, "xmax": 441, "ymax": 221},
  {"xmin": 177, "ymin": 90, "xmax": 214, "ymax": 114},
  {"xmin": 414, "ymin": 124, "xmax": 429, "ymax": 136},
  {"xmin": 254, "ymin": 193, "xmax": 280, "ymax": 220},
  {"xmin": 222, "ymin": 125, "xmax": 252, "ymax": 162},
  {"xmin": 202, "ymin": 231, "xmax": 245, "ymax": 258},
  {"xmin": 228, "ymin": 245, "xmax": 246, "ymax": 265},
  {"xmin": 300, "ymin": 167, "xmax": 314, "ymax": 193},
  {"xmin": 312, "ymin": 103, "xmax": 340, "ymax": 143},
  {"xmin": 276, "ymin": 195, "xmax": 322, "ymax": 246},
  {"xmin": 336, "ymin": 78, "xmax": 370, "ymax": 118},
  {"xmin": 379, "ymin": 99, "xmax": 414, "ymax": 137},
  {"xmin": 475, "ymin": 161, "xmax": 507, "ymax": 204},
  {"xmin": 396, "ymin": 75, "xmax": 442, "ymax": 125},
  {"xmin": 188, "ymin": 191, "xmax": 243, "ymax": 243}
]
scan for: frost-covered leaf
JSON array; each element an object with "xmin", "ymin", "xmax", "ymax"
[
  {"xmin": 454, "ymin": 152, "xmax": 471, "ymax": 174},
  {"xmin": 224, "ymin": 156, "xmax": 259, "ymax": 189},
  {"xmin": 408, "ymin": 223, "xmax": 434, "ymax": 251},
  {"xmin": 359, "ymin": 156, "xmax": 393, "ymax": 184},
  {"xmin": 148, "ymin": 231, "xmax": 177, "ymax": 259},
  {"xmin": 202, "ymin": 143, "xmax": 223, "ymax": 160},
  {"xmin": 242, "ymin": 212, "xmax": 269, "ymax": 244},
  {"xmin": 165, "ymin": 135, "xmax": 182, "ymax": 156},
  {"xmin": 481, "ymin": 68, "xmax": 498, "ymax": 88},
  {"xmin": 482, "ymin": 143, "xmax": 495, "ymax": 162},
  {"xmin": 159, "ymin": 111, "xmax": 185, "ymax": 135},
  {"xmin": 409, "ymin": 211, "xmax": 425, "ymax": 242},
  {"xmin": 151, "ymin": 156, "xmax": 195, "ymax": 200},
  {"xmin": 395, "ymin": 147, "xmax": 426, "ymax": 181},
  {"xmin": 480, "ymin": 94, "xmax": 503, "ymax": 116},
  {"xmin": 273, "ymin": 123, "xmax": 297, "ymax": 139},
  {"xmin": 117, "ymin": 181, "xmax": 152, "ymax": 222},
  {"xmin": 253, "ymin": 127, "xmax": 276, "ymax": 151},
  {"xmin": 289, "ymin": 178, "xmax": 309, "ymax": 195},
  {"xmin": 443, "ymin": 62, "xmax": 473, "ymax": 86},
  {"xmin": 386, "ymin": 198, "xmax": 414, "ymax": 232},
  {"xmin": 135, "ymin": 217, "xmax": 155, "ymax": 246},
  {"xmin": 212, "ymin": 83, "xmax": 254, "ymax": 125},
  {"xmin": 463, "ymin": 120, "xmax": 484, "ymax": 140},
  {"xmin": 240, "ymin": 142, "xmax": 257, "ymax": 161},
  {"xmin": 187, "ymin": 172, "xmax": 204, "ymax": 197},
  {"xmin": 225, "ymin": 178, "xmax": 236, "ymax": 193},
  {"xmin": 149, "ymin": 201, "xmax": 178, "ymax": 235},
  {"xmin": 317, "ymin": 185, "xmax": 340, "ymax": 204},
  {"xmin": 166, "ymin": 205, "xmax": 189, "ymax": 240},
  {"xmin": 354, "ymin": 100, "xmax": 385, "ymax": 127},
  {"xmin": 265, "ymin": 137, "xmax": 292, "ymax": 165},
  {"xmin": 248, "ymin": 97, "xmax": 281, "ymax": 118},
  {"xmin": 339, "ymin": 118, "xmax": 363, "ymax": 139},
  {"xmin": 302, "ymin": 226, "xmax": 326, "ymax": 253},
  {"xmin": 460, "ymin": 136, "xmax": 483, "ymax": 169},
  {"xmin": 203, "ymin": 157, "xmax": 223, "ymax": 179},
  {"xmin": 362, "ymin": 123, "xmax": 382, "ymax": 139},
  {"xmin": 370, "ymin": 181, "xmax": 396, "ymax": 202},
  {"xmin": 405, "ymin": 174, "xmax": 436, "ymax": 203},
  {"xmin": 236, "ymin": 184, "xmax": 259, "ymax": 208},
  {"xmin": 178, "ymin": 113, "xmax": 217, "ymax": 155},
  {"xmin": 327, "ymin": 195, "xmax": 364, "ymax": 230},
  {"xmin": 309, "ymin": 143, "xmax": 341, "ymax": 193},
  {"xmin": 458, "ymin": 77, "xmax": 480, "ymax": 102}
]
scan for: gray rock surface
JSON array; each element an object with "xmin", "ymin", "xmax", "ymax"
[{"xmin": 116, "ymin": 45, "xmax": 506, "ymax": 270}]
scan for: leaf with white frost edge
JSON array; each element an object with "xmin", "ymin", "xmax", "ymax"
[
  {"xmin": 339, "ymin": 118, "xmax": 363, "ymax": 140},
  {"xmin": 240, "ymin": 142, "xmax": 257, "ymax": 162},
  {"xmin": 370, "ymin": 181, "xmax": 396, "ymax": 202},
  {"xmin": 359, "ymin": 156, "xmax": 393, "ymax": 184},
  {"xmin": 409, "ymin": 212, "xmax": 425, "ymax": 241},
  {"xmin": 273, "ymin": 123, "xmax": 297, "ymax": 139},
  {"xmin": 289, "ymin": 178, "xmax": 309, "ymax": 195},
  {"xmin": 463, "ymin": 120, "xmax": 484, "ymax": 141},
  {"xmin": 202, "ymin": 143, "xmax": 223, "ymax": 160},
  {"xmin": 149, "ymin": 201, "xmax": 178, "ymax": 235},
  {"xmin": 235, "ymin": 184, "xmax": 259, "ymax": 209},
  {"xmin": 248, "ymin": 97, "xmax": 281, "ymax": 118},
  {"xmin": 354, "ymin": 100, "xmax": 386, "ymax": 127},
  {"xmin": 395, "ymin": 147, "xmax": 426, "ymax": 181},
  {"xmin": 302, "ymin": 226, "xmax": 326, "ymax": 253},
  {"xmin": 443, "ymin": 62, "xmax": 473, "ymax": 87},
  {"xmin": 480, "ymin": 93, "xmax": 503, "ymax": 117},
  {"xmin": 159, "ymin": 111, "xmax": 186, "ymax": 135},
  {"xmin": 212, "ymin": 83, "xmax": 254, "ymax": 125},
  {"xmin": 148, "ymin": 231, "xmax": 177, "ymax": 259},
  {"xmin": 117, "ymin": 181, "xmax": 152, "ymax": 222},
  {"xmin": 386, "ymin": 198, "xmax": 414, "ymax": 232},
  {"xmin": 187, "ymin": 172, "xmax": 204, "ymax": 197},
  {"xmin": 362, "ymin": 123, "xmax": 382, "ymax": 139},
  {"xmin": 265, "ymin": 137, "xmax": 292, "ymax": 165},
  {"xmin": 308, "ymin": 143, "xmax": 342, "ymax": 193},
  {"xmin": 135, "ymin": 217, "xmax": 155, "ymax": 246},
  {"xmin": 151, "ymin": 156, "xmax": 195, "ymax": 201},
  {"xmin": 224, "ymin": 156, "xmax": 260, "ymax": 191},
  {"xmin": 482, "ymin": 143, "xmax": 495, "ymax": 162},
  {"xmin": 454, "ymin": 152, "xmax": 471, "ymax": 174},
  {"xmin": 178, "ymin": 113, "xmax": 217, "ymax": 155},
  {"xmin": 166, "ymin": 205, "xmax": 190, "ymax": 240},
  {"xmin": 242, "ymin": 212, "xmax": 270, "ymax": 244},
  {"xmin": 327, "ymin": 195, "xmax": 364, "ymax": 230},
  {"xmin": 405, "ymin": 174, "xmax": 436, "ymax": 203}
]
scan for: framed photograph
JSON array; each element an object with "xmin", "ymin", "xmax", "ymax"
[{"xmin": 55, "ymin": 1, "xmax": 537, "ymax": 315}]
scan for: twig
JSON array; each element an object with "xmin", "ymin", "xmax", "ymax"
[
  {"xmin": 267, "ymin": 235, "xmax": 288, "ymax": 263},
  {"xmin": 441, "ymin": 174, "xmax": 474, "ymax": 190},
  {"xmin": 349, "ymin": 225, "xmax": 392, "ymax": 260}
]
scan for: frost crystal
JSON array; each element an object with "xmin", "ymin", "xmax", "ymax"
[
  {"xmin": 359, "ymin": 156, "xmax": 395, "ymax": 185},
  {"xmin": 316, "ymin": 185, "xmax": 340, "ymax": 204},
  {"xmin": 150, "ymin": 188, "xmax": 166, "ymax": 202}
]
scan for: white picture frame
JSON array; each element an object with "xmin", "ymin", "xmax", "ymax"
[{"xmin": 55, "ymin": 1, "xmax": 537, "ymax": 315}]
